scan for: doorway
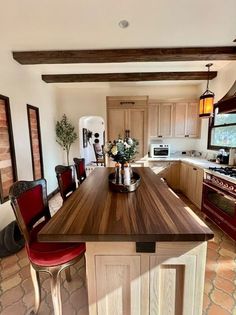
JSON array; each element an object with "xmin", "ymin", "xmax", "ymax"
[{"xmin": 79, "ymin": 116, "xmax": 105, "ymax": 165}]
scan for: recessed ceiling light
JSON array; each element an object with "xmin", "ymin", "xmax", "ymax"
[{"xmin": 118, "ymin": 20, "xmax": 129, "ymax": 29}]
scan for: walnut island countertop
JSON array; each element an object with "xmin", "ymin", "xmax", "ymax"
[
  {"xmin": 39, "ymin": 167, "xmax": 213, "ymax": 315},
  {"xmin": 39, "ymin": 167, "xmax": 213, "ymax": 243}
]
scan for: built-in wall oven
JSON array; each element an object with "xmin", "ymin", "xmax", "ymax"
[{"xmin": 202, "ymin": 167, "xmax": 236, "ymax": 241}]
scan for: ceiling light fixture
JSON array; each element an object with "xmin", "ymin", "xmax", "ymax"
[
  {"xmin": 118, "ymin": 20, "xmax": 129, "ymax": 29},
  {"xmin": 199, "ymin": 63, "xmax": 215, "ymax": 118}
]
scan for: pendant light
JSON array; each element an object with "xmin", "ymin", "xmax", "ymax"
[{"xmin": 199, "ymin": 63, "xmax": 215, "ymax": 118}]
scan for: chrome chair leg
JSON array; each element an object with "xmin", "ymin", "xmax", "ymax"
[{"xmin": 30, "ymin": 264, "xmax": 41, "ymax": 314}]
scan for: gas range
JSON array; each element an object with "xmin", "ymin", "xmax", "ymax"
[
  {"xmin": 205, "ymin": 167, "xmax": 236, "ymax": 185},
  {"xmin": 203, "ymin": 166, "xmax": 236, "ymax": 241}
]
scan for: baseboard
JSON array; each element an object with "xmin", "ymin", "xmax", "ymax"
[{"xmin": 48, "ymin": 188, "xmax": 59, "ymax": 200}]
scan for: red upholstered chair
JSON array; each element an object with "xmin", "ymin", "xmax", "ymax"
[
  {"xmin": 9, "ymin": 179, "xmax": 85, "ymax": 315},
  {"xmin": 55, "ymin": 165, "xmax": 76, "ymax": 202},
  {"xmin": 73, "ymin": 158, "xmax": 87, "ymax": 185}
]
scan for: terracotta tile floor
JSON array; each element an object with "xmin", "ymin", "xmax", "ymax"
[{"xmin": 0, "ymin": 193, "xmax": 236, "ymax": 315}]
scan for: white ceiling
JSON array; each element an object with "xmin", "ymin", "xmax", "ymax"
[{"xmin": 1, "ymin": 0, "xmax": 236, "ymax": 87}]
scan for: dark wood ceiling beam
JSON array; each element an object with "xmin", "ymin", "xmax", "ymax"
[
  {"xmin": 42, "ymin": 71, "xmax": 217, "ymax": 83},
  {"xmin": 13, "ymin": 47, "xmax": 236, "ymax": 64}
]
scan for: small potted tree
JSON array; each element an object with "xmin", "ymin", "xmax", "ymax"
[{"xmin": 56, "ymin": 114, "xmax": 78, "ymax": 165}]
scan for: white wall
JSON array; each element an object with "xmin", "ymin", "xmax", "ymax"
[
  {"xmin": 56, "ymin": 83, "xmax": 200, "ymax": 157},
  {"xmin": 196, "ymin": 61, "xmax": 236, "ymax": 155},
  {"xmin": 79, "ymin": 116, "xmax": 105, "ymax": 165},
  {"xmin": 0, "ymin": 50, "xmax": 61, "ymax": 229}
]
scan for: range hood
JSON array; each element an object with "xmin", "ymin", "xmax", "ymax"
[{"xmin": 215, "ymin": 80, "xmax": 236, "ymax": 114}]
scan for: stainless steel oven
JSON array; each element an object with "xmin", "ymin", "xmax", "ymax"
[{"xmin": 202, "ymin": 170, "xmax": 236, "ymax": 240}]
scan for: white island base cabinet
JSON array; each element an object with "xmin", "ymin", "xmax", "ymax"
[{"xmin": 86, "ymin": 241, "xmax": 207, "ymax": 315}]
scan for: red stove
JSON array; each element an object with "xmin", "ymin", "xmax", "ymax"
[{"xmin": 202, "ymin": 167, "xmax": 236, "ymax": 241}]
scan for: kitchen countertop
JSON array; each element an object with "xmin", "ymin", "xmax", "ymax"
[
  {"xmin": 39, "ymin": 167, "xmax": 213, "ymax": 242},
  {"xmin": 137, "ymin": 155, "xmax": 230, "ymax": 170}
]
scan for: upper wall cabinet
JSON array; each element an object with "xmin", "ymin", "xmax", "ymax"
[
  {"xmin": 148, "ymin": 102, "xmax": 173, "ymax": 138},
  {"xmin": 107, "ymin": 96, "xmax": 148, "ymax": 159},
  {"xmin": 148, "ymin": 101, "xmax": 200, "ymax": 139},
  {"xmin": 174, "ymin": 102, "xmax": 200, "ymax": 138}
]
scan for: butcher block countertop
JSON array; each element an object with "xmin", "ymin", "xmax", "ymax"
[{"xmin": 39, "ymin": 167, "xmax": 213, "ymax": 243}]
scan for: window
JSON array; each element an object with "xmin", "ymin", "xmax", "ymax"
[
  {"xmin": 208, "ymin": 111, "xmax": 236, "ymax": 150},
  {"xmin": 0, "ymin": 94, "xmax": 17, "ymax": 203},
  {"xmin": 27, "ymin": 105, "xmax": 44, "ymax": 180}
]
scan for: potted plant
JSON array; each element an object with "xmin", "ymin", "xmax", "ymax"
[{"xmin": 56, "ymin": 114, "xmax": 78, "ymax": 165}]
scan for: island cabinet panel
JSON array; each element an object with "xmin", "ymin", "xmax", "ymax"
[
  {"xmin": 95, "ymin": 256, "xmax": 141, "ymax": 315},
  {"xmin": 86, "ymin": 242, "xmax": 207, "ymax": 315},
  {"xmin": 150, "ymin": 256, "xmax": 195, "ymax": 315}
]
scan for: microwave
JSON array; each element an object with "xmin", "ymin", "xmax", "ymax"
[{"xmin": 150, "ymin": 144, "xmax": 170, "ymax": 158}]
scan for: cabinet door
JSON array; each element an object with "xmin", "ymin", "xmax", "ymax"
[
  {"xmin": 169, "ymin": 162, "xmax": 180, "ymax": 190},
  {"xmin": 129, "ymin": 108, "xmax": 147, "ymax": 158},
  {"xmin": 159, "ymin": 103, "xmax": 173, "ymax": 137},
  {"xmin": 174, "ymin": 103, "xmax": 187, "ymax": 137},
  {"xmin": 180, "ymin": 162, "xmax": 189, "ymax": 196},
  {"xmin": 107, "ymin": 108, "xmax": 127, "ymax": 141},
  {"xmin": 186, "ymin": 102, "xmax": 200, "ymax": 138},
  {"xmin": 195, "ymin": 168, "xmax": 204, "ymax": 209},
  {"xmin": 187, "ymin": 166, "xmax": 198, "ymax": 202},
  {"xmin": 148, "ymin": 104, "xmax": 159, "ymax": 138},
  {"xmin": 95, "ymin": 255, "xmax": 141, "ymax": 315}
]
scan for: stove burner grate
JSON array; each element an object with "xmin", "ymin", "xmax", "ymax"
[{"xmin": 209, "ymin": 167, "xmax": 236, "ymax": 178}]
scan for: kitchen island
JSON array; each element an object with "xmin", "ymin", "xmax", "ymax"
[{"xmin": 39, "ymin": 167, "xmax": 213, "ymax": 315}]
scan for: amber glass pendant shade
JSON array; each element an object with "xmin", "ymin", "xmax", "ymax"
[
  {"xmin": 199, "ymin": 63, "xmax": 214, "ymax": 118},
  {"xmin": 199, "ymin": 91, "xmax": 214, "ymax": 117}
]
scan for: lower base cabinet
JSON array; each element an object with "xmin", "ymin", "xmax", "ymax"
[
  {"xmin": 86, "ymin": 242, "xmax": 207, "ymax": 315},
  {"xmin": 149, "ymin": 161, "xmax": 204, "ymax": 209},
  {"xmin": 180, "ymin": 162, "xmax": 204, "ymax": 209},
  {"xmin": 148, "ymin": 161, "xmax": 180, "ymax": 191}
]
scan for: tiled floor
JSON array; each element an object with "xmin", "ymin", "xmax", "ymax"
[{"xmin": 0, "ymin": 193, "xmax": 236, "ymax": 315}]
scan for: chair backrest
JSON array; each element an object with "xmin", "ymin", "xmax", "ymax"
[
  {"xmin": 55, "ymin": 165, "xmax": 76, "ymax": 201},
  {"xmin": 9, "ymin": 179, "xmax": 51, "ymax": 243},
  {"xmin": 73, "ymin": 158, "xmax": 86, "ymax": 184},
  {"xmin": 93, "ymin": 143, "xmax": 105, "ymax": 166}
]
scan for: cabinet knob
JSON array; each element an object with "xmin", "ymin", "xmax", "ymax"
[
  {"xmin": 185, "ymin": 135, "xmax": 189, "ymax": 137},
  {"xmin": 193, "ymin": 167, "xmax": 197, "ymax": 171}
]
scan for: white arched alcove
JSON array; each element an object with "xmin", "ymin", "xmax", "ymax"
[{"xmin": 79, "ymin": 116, "xmax": 105, "ymax": 165}]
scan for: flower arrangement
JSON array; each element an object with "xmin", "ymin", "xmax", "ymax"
[{"xmin": 105, "ymin": 136, "xmax": 139, "ymax": 164}]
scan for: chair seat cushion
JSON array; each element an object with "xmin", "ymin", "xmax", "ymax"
[
  {"xmin": 26, "ymin": 221, "xmax": 85, "ymax": 267},
  {"xmin": 26, "ymin": 242, "xmax": 85, "ymax": 267}
]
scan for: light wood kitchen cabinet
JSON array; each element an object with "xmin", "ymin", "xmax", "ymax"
[
  {"xmin": 107, "ymin": 96, "xmax": 148, "ymax": 159},
  {"xmin": 180, "ymin": 162, "xmax": 204, "ymax": 209},
  {"xmin": 174, "ymin": 102, "xmax": 200, "ymax": 138},
  {"xmin": 180, "ymin": 161, "xmax": 189, "ymax": 195},
  {"xmin": 148, "ymin": 102, "xmax": 173, "ymax": 138},
  {"xmin": 149, "ymin": 161, "xmax": 180, "ymax": 191},
  {"xmin": 95, "ymin": 254, "xmax": 141, "ymax": 315}
]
